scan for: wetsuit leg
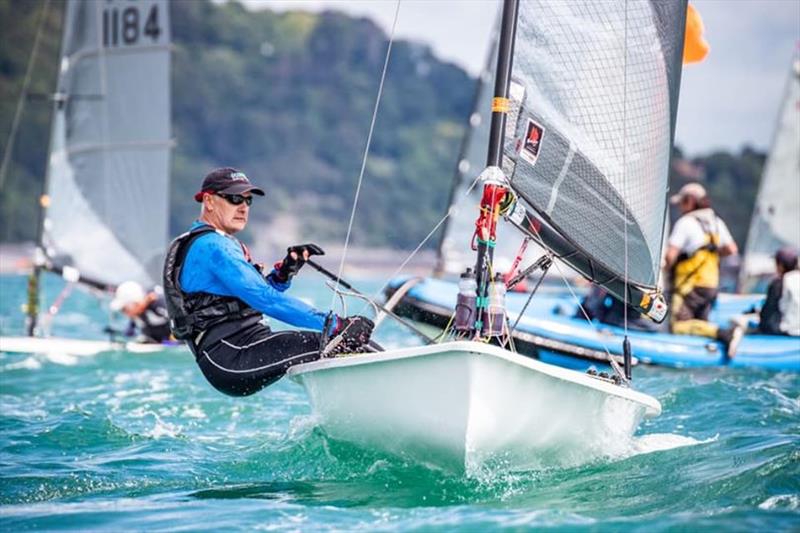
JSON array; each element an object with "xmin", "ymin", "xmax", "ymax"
[{"xmin": 195, "ymin": 322, "xmax": 323, "ymax": 396}]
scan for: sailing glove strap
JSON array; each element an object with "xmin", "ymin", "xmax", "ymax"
[{"xmin": 323, "ymin": 315, "xmax": 374, "ymax": 356}]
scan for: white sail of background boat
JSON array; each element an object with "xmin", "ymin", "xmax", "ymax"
[
  {"xmin": 435, "ymin": 22, "xmax": 528, "ymax": 277},
  {"xmin": 290, "ymin": 0, "xmax": 687, "ymax": 473},
  {"xmin": 1, "ymin": 0, "xmax": 173, "ymax": 355},
  {"xmin": 435, "ymin": 20, "xmax": 564, "ymax": 284},
  {"xmin": 739, "ymin": 57, "xmax": 800, "ymax": 293},
  {"xmin": 42, "ymin": 0, "xmax": 171, "ymax": 289}
]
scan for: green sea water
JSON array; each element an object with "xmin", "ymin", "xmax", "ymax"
[{"xmin": 1, "ymin": 273, "xmax": 798, "ymax": 531}]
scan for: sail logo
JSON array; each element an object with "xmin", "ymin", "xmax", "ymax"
[
  {"xmin": 520, "ymin": 119, "xmax": 545, "ymax": 166},
  {"xmin": 229, "ymin": 172, "xmax": 248, "ymax": 182}
]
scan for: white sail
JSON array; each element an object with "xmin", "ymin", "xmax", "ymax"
[
  {"xmin": 739, "ymin": 57, "xmax": 800, "ymax": 292},
  {"xmin": 437, "ymin": 52, "xmax": 501, "ymax": 275},
  {"xmin": 502, "ymin": 0, "xmax": 686, "ymax": 296},
  {"xmin": 43, "ymin": 0, "xmax": 171, "ymax": 288}
]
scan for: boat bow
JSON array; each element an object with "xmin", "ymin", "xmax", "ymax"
[{"xmin": 288, "ymin": 341, "xmax": 660, "ymax": 472}]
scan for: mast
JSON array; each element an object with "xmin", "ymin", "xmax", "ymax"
[
  {"xmin": 486, "ymin": 0, "xmax": 518, "ymax": 170},
  {"xmin": 472, "ymin": 0, "xmax": 519, "ymax": 337},
  {"xmin": 26, "ymin": 194, "xmax": 49, "ymax": 336},
  {"xmin": 25, "ymin": 1, "xmax": 65, "ymax": 337}
]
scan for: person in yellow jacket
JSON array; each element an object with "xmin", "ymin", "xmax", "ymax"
[{"xmin": 664, "ymin": 183, "xmax": 744, "ymax": 356}]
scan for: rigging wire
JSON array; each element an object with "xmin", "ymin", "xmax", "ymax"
[
  {"xmin": 623, "ymin": 0, "xmax": 630, "ymax": 337},
  {"xmin": 621, "ymin": 0, "xmax": 632, "ymax": 383},
  {"xmin": 526, "ymin": 222, "xmax": 620, "ymax": 365},
  {"xmin": 508, "ymin": 253, "xmax": 552, "ymax": 335},
  {"xmin": 0, "ymin": 0, "xmax": 51, "ymax": 190},
  {"xmin": 328, "ymin": 0, "xmax": 401, "ymax": 313}
]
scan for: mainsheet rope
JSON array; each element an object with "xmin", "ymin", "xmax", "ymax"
[{"xmin": 328, "ymin": 0, "xmax": 402, "ymax": 313}]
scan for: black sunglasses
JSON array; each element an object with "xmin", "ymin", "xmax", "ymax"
[{"xmin": 217, "ymin": 193, "xmax": 253, "ymax": 206}]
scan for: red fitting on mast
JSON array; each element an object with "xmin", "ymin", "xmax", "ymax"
[{"xmin": 472, "ymin": 183, "xmax": 508, "ymax": 250}]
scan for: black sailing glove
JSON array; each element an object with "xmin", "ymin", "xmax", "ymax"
[
  {"xmin": 273, "ymin": 243, "xmax": 325, "ymax": 283},
  {"xmin": 274, "ymin": 250, "xmax": 306, "ymax": 282}
]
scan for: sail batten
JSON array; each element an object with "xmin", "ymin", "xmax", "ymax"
[
  {"xmin": 43, "ymin": 0, "xmax": 171, "ymax": 288},
  {"xmin": 501, "ymin": 0, "xmax": 686, "ymax": 295}
]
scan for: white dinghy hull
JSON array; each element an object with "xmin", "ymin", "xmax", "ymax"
[
  {"xmin": 0, "ymin": 336, "xmax": 186, "ymax": 357},
  {"xmin": 288, "ymin": 341, "xmax": 661, "ymax": 473}
]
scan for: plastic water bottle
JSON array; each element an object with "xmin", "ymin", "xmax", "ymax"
[
  {"xmin": 482, "ymin": 273, "xmax": 507, "ymax": 337},
  {"xmin": 454, "ymin": 268, "xmax": 477, "ymax": 333}
]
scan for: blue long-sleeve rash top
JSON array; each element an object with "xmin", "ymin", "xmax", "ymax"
[{"xmin": 179, "ymin": 221, "xmax": 327, "ymax": 331}]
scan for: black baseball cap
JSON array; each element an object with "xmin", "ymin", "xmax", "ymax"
[{"xmin": 194, "ymin": 167, "xmax": 265, "ymax": 202}]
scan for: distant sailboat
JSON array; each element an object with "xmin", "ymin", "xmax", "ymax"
[
  {"xmin": 1, "ymin": 0, "xmax": 174, "ymax": 356},
  {"xmin": 434, "ymin": 20, "xmax": 529, "ymax": 278},
  {"xmin": 290, "ymin": 0, "xmax": 687, "ymax": 473},
  {"xmin": 739, "ymin": 56, "xmax": 800, "ymax": 293},
  {"xmin": 434, "ymin": 18, "xmax": 560, "ymax": 286}
]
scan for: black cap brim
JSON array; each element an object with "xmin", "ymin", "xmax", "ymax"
[{"xmin": 218, "ymin": 183, "xmax": 265, "ymax": 196}]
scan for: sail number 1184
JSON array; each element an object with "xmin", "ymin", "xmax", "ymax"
[{"xmin": 103, "ymin": 4, "xmax": 162, "ymax": 47}]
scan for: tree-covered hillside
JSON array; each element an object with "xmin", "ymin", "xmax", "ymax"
[
  {"xmin": 0, "ymin": 0, "xmax": 472, "ymax": 250},
  {"xmin": 0, "ymin": 0, "xmax": 767, "ymax": 254},
  {"xmin": 169, "ymin": 0, "xmax": 473, "ymax": 249},
  {"xmin": 0, "ymin": 0, "xmax": 61, "ymax": 243}
]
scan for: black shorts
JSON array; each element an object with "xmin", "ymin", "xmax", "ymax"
[
  {"xmin": 191, "ymin": 320, "xmax": 323, "ymax": 397},
  {"xmin": 674, "ymin": 286, "xmax": 718, "ymax": 322}
]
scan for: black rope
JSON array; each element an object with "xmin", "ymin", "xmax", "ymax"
[{"xmin": 508, "ymin": 254, "xmax": 553, "ymax": 336}]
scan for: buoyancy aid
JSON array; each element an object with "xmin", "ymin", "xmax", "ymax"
[
  {"xmin": 672, "ymin": 213, "xmax": 721, "ymax": 295},
  {"xmin": 163, "ymin": 225, "xmax": 262, "ymax": 341},
  {"xmin": 132, "ymin": 296, "xmax": 171, "ymax": 342}
]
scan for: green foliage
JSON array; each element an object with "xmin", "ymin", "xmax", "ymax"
[
  {"xmin": 168, "ymin": 1, "xmax": 472, "ymax": 248},
  {"xmin": 0, "ymin": 0, "xmax": 62, "ymax": 242}
]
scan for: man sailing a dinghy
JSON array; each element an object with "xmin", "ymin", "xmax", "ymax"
[
  {"xmin": 734, "ymin": 247, "xmax": 800, "ymax": 337},
  {"xmin": 664, "ymin": 182, "xmax": 743, "ymax": 356},
  {"xmin": 758, "ymin": 247, "xmax": 800, "ymax": 336},
  {"xmin": 163, "ymin": 168, "xmax": 374, "ymax": 396},
  {"xmin": 109, "ymin": 281, "xmax": 171, "ymax": 343}
]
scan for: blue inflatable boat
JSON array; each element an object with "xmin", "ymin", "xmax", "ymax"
[{"xmin": 386, "ymin": 277, "xmax": 799, "ymax": 372}]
